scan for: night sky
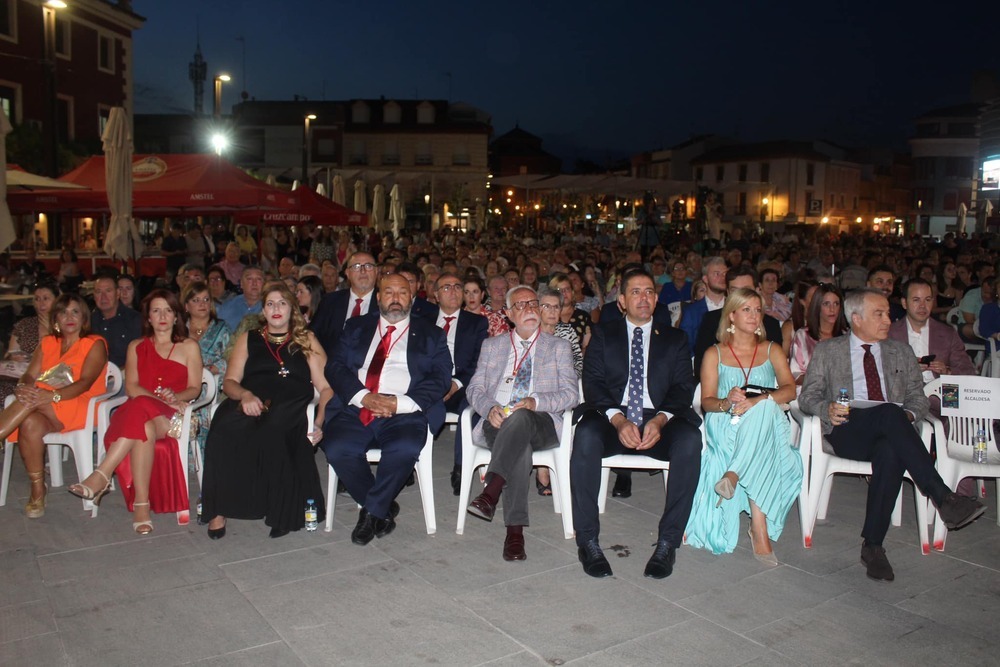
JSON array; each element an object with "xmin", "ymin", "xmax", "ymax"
[{"xmin": 132, "ymin": 0, "xmax": 998, "ymax": 160}]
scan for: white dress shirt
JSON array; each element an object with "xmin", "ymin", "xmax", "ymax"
[
  {"xmin": 606, "ymin": 317, "xmax": 672, "ymax": 422},
  {"xmin": 344, "ymin": 289, "xmax": 374, "ymax": 326},
  {"xmin": 905, "ymin": 319, "xmax": 935, "ymax": 383},
  {"xmin": 435, "ymin": 308, "xmax": 460, "ymax": 385},
  {"xmin": 349, "ymin": 315, "xmax": 419, "ymax": 414},
  {"xmin": 849, "ymin": 333, "xmax": 886, "ymax": 401}
]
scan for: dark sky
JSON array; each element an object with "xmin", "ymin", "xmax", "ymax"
[{"xmin": 132, "ymin": 0, "xmax": 998, "ymax": 160}]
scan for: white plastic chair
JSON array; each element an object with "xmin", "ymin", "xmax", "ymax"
[
  {"xmin": 979, "ymin": 338, "xmax": 1000, "ymax": 378},
  {"xmin": 924, "ymin": 377, "xmax": 1000, "ymax": 551},
  {"xmin": 95, "ymin": 368, "xmax": 217, "ymax": 523},
  {"xmin": 797, "ymin": 412, "xmax": 931, "ymax": 554},
  {"xmin": 947, "ymin": 306, "xmax": 986, "ymax": 369},
  {"xmin": 324, "ymin": 427, "xmax": 436, "ymax": 534},
  {"xmin": 1, "ymin": 363, "xmax": 122, "ymax": 513},
  {"xmin": 456, "ymin": 405, "xmax": 575, "ymax": 539}
]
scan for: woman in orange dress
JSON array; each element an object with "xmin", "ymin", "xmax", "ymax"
[
  {"xmin": 69, "ymin": 289, "xmax": 202, "ymax": 535},
  {"xmin": 0, "ymin": 294, "xmax": 108, "ymax": 518}
]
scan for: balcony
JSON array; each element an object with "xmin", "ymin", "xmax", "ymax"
[{"xmin": 415, "ymin": 154, "xmax": 433, "ymax": 166}]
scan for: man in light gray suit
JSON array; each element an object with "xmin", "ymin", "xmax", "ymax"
[
  {"xmin": 800, "ymin": 288, "xmax": 984, "ymax": 582},
  {"xmin": 465, "ymin": 285, "xmax": 579, "ymax": 561}
]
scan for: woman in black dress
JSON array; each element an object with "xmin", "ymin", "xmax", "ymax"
[{"xmin": 201, "ymin": 281, "xmax": 333, "ymax": 539}]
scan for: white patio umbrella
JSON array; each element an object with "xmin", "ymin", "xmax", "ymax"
[
  {"xmin": 0, "ymin": 110, "xmax": 16, "ymax": 252},
  {"xmin": 265, "ymin": 174, "xmax": 276, "ymax": 187},
  {"xmin": 315, "ymin": 183, "xmax": 326, "ymax": 197},
  {"xmin": 354, "ymin": 179, "xmax": 367, "ymax": 214},
  {"xmin": 957, "ymin": 202, "xmax": 968, "ymax": 236},
  {"xmin": 332, "ymin": 174, "xmax": 346, "ymax": 206},
  {"xmin": 389, "ymin": 184, "xmax": 403, "ymax": 238},
  {"xmin": 977, "ymin": 199, "xmax": 994, "ymax": 234},
  {"xmin": 101, "ymin": 107, "xmax": 142, "ymax": 261},
  {"xmin": 371, "ymin": 183, "xmax": 385, "ymax": 230}
]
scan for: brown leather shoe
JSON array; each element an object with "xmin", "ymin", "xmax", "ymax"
[
  {"xmin": 503, "ymin": 533, "xmax": 526, "ymax": 561},
  {"xmin": 467, "ymin": 493, "xmax": 497, "ymax": 522},
  {"xmin": 860, "ymin": 544, "xmax": 894, "ymax": 582}
]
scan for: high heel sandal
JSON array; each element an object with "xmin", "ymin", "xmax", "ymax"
[
  {"xmin": 747, "ymin": 528, "xmax": 778, "ymax": 567},
  {"xmin": 25, "ymin": 471, "xmax": 46, "ymax": 519},
  {"xmin": 68, "ymin": 469, "xmax": 112, "ymax": 506},
  {"xmin": 714, "ymin": 474, "xmax": 736, "ymax": 507},
  {"xmin": 132, "ymin": 501, "xmax": 153, "ymax": 535}
]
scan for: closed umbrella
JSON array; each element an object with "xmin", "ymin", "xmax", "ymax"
[
  {"xmin": 333, "ymin": 174, "xmax": 346, "ymax": 206},
  {"xmin": 371, "ymin": 183, "xmax": 385, "ymax": 230},
  {"xmin": 315, "ymin": 183, "xmax": 326, "ymax": 197},
  {"xmin": 957, "ymin": 202, "xmax": 968, "ymax": 236},
  {"xmin": 0, "ymin": 110, "xmax": 16, "ymax": 252},
  {"xmin": 265, "ymin": 174, "xmax": 276, "ymax": 187},
  {"xmin": 389, "ymin": 184, "xmax": 402, "ymax": 238},
  {"xmin": 101, "ymin": 107, "xmax": 142, "ymax": 261},
  {"xmin": 354, "ymin": 179, "xmax": 367, "ymax": 214}
]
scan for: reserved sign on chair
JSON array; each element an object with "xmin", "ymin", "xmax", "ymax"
[{"xmin": 939, "ymin": 375, "xmax": 1000, "ymax": 419}]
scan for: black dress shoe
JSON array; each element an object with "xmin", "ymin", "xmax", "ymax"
[
  {"xmin": 503, "ymin": 533, "xmax": 526, "ymax": 561},
  {"xmin": 467, "ymin": 493, "xmax": 497, "ymax": 522},
  {"xmin": 207, "ymin": 522, "xmax": 226, "ymax": 540},
  {"xmin": 612, "ymin": 473, "xmax": 632, "ymax": 498},
  {"xmin": 375, "ymin": 502, "xmax": 399, "ymax": 538},
  {"xmin": 269, "ymin": 527, "xmax": 289, "ymax": 539},
  {"xmin": 643, "ymin": 540, "xmax": 675, "ymax": 579},
  {"xmin": 450, "ymin": 466, "xmax": 462, "ymax": 497},
  {"xmin": 861, "ymin": 544, "xmax": 894, "ymax": 582},
  {"xmin": 577, "ymin": 539, "xmax": 613, "ymax": 578},
  {"xmin": 352, "ymin": 507, "xmax": 397, "ymax": 545},
  {"xmin": 937, "ymin": 492, "xmax": 985, "ymax": 530}
]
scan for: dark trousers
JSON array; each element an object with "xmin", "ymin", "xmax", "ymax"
[
  {"xmin": 826, "ymin": 403, "xmax": 949, "ymax": 545},
  {"xmin": 482, "ymin": 409, "xmax": 558, "ymax": 526},
  {"xmin": 321, "ymin": 411, "xmax": 428, "ymax": 519},
  {"xmin": 442, "ymin": 389, "xmax": 468, "ymax": 466},
  {"xmin": 571, "ymin": 408, "xmax": 702, "ymax": 548}
]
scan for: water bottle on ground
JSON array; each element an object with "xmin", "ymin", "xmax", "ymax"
[
  {"xmin": 836, "ymin": 388, "xmax": 851, "ymax": 424},
  {"xmin": 305, "ymin": 499, "xmax": 318, "ymax": 531},
  {"xmin": 973, "ymin": 429, "xmax": 988, "ymax": 464}
]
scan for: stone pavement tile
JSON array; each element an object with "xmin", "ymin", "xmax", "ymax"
[
  {"xmin": 458, "ymin": 567, "xmax": 693, "ymax": 663},
  {"xmin": 186, "ymin": 641, "xmax": 306, "ymax": 666},
  {"xmin": 0, "ymin": 600, "xmax": 56, "ymax": 646},
  {"xmin": 0, "ymin": 631, "xmax": 71, "ymax": 666},
  {"xmin": 745, "ymin": 590, "xmax": 929, "ymax": 664},
  {"xmin": 245, "ymin": 560, "xmax": 521, "ymax": 667},
  {"xmin": 56, "ymin": 580, "xmax": 280, "ymax": 666},
  {"xmin": 219, "ymin": 541, "xmax": 392, "ymax": 593},
  {"xmin": 738, "ymin": 650, "xmax": 804, "ymax": 666},
  {"xmin": 600, "ymin": 617, "xmax": 771, "ymax": 666},
  {"xmin": 475, "ymin": 651, "xmax": 548, "ymax": 666},
  {"xmin": 853, "ymin": 619, "xmax": 998, "ymax": 665},
  {"xmin": 0, "ymin": 548, "xmax": 46, "ymax": 608},
  {"xmin": 896, "ymin": 565, "xmax": 1000, "ymax": 643},
  {"xmin": 939, "ymin": 526, "xmax": 1000, "ymax": 571},
  {"xmin": 677, "ymin": 565, "xmax": 843, "ymax": 633}
]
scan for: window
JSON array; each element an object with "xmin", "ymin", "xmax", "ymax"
[
  {"xmin": 715, "ymin": 165, "xmax": 724, "ymax": 183},
  {"xmin": 351, "ymin": 101, "xmax": 370, "ymax": 123},
  {"xmin": 839, "ymin": 194, "xmax": 845, "ymax": 208},
  {"xmin": 98, "ymin": 34, "xmax": 114, "ymax": 73},
  {"xmin": 695, "ymin": 166, "xmax": 703, "ymax": 181},
  {"xmin": 738, "ymin": 164, "xmax": 747, "ymax": 182},
  {"xmin": 0, "ymin": 84, "xmax": 16, "ymax": 121},
  {"xmin": 737, "ymin": 192, "xmax": 747, "ymax": 214},
  {"xmin": 828, "ymin": 194, "xmax": 835, "ymax": 208},
  {"xmin": 914, "ymin": 157, "xmax": 935, "ymax": 180},
  {"xmin": 417, "ymin": 102, "xmax": 434, "ymax": 124},
  {"xmin": 55, "ymin": 17, "xmax": 70, "ymax": 58},
  {"xmin": 944, "ymin": 157, "xmax": 973, "ymax": 178},
  {"xmin": 452, "ymin": 143, "xmax": 470, "ymax": 165},
  {"xmin": 383, "ymin": 102, "xmax": 401, "ymax": 124},
  {"xmin": 915, "ymin": 122, "xmax": 940, "ymax": 137},
  {"xmin": 760, "ymin": 162, "xmax": 770, "ymax": 182},
  {"xmin": 806, "ymin": 163, "xmax": 815, "ymax": 186},
  {"xmin": 349, "ymin": 139, "xmax": 367, "ymax": 165},
  {"xmin": 853, "ymin": 196, "xmax": 858, "ymax": 209},
  {"xmin": 913, "ymin": 187, "xmax": 934, "ymax": 209},
  {"xmin": 415, "ymin": 140, "xmax": 432, "ymax": 165},
  {"xmin": 948, "ymin": 122, "xmax": 976, "ymax": 137},
  {"xmin": 98, "ymin": 105, "xmax": 111, "ymax": 136},
  {"xmin": 315, "ymin": 138, "xmax": 336, "ymax": 161},
  {"xmin": 381, "ymin": 138, "xmax": 399, "ymax": 165},
  {"xmin": 0, "ymin": 0, "xmax": 15, "ymax": 41}
]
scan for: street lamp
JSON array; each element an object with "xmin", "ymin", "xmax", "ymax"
[
  {"xmin": 301, "ymin": 113, "xmax": 316, "ymax": 184},
  {"xmin": 424, "ymin": 193, "xmax": 431, "ymax": 226},
  {"xmin": 41, "ymin": 0, "xmax": 66, "ymax": 176},
  {"xmin": 211, "ymin": 133, "xmax": 228, "ymax": 156},
  {"xmin": 213, "ymin": 73, "xmax": 231, "ymax": 119}
]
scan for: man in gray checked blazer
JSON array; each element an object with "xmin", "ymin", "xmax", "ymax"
[
  {"xmin": 464, "ymin": 284, "xmax": 580, "ymax": 562},
  {"xmin": 800, "ymin": 287, "xmax": 984, "ymax": 582}
]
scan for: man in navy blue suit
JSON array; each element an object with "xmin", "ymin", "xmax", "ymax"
[
  {"xmin": 320, "ymin": 274, "xmax": 452, "ymax": 545},
  {"xmin": 396, "ymin": 261, "xmax": 436, "ymax": 321},
  {"xmin": 428, "ymin": 272, "xmax": 488, "ymax": 494},
  {"xmin": 311, "ymin": 251, "xmax": 379, "ymax": 354},
  {"xmin": 571, "ymin": 269, "xmax": 702, "ymax": 579}
]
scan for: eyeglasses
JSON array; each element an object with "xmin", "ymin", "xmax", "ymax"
[
  {"xmin": 348, "ymin": 262, "xmax": 376, "ymax": 272},
  {"xmin": 539, "ymin": 303, "xmax": 560, "ymax": 311},
  {"xmin": 511, "ymin": 300, "xmax": 540, "ymax": 311},
  {"xmin": 209, "ymin": 276, "xmax": 225, "ymax": 283},
  {"xmin": 437, "ymin": 284, "xmax": 462, "ymax": 292}
]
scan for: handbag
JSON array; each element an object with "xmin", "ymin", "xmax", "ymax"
[{"xmin": 36, "ymin": 362, "xmax": 75, "ymax": 389}]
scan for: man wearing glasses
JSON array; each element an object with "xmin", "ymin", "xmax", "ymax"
[
  {"xmin": 464, "ymin": 285, "xmax": 579, "ymax": 561},
  {"xmin": 312, "ymin": 252, "xmax": 379, "ymax": 353}
]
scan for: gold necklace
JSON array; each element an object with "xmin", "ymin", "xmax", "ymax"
[{"xmin": 264, "ymin": 329, "xmax": 290, "ymax": 344}]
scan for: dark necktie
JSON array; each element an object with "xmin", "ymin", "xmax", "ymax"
[
  {"xmin": 861, "ymin": 344, "xmax": 885, "ymax": 401},
  {"xmin": 351, "ymin": 298, "xmax": 363, "ymax": 318},
  {"xmin": 443, "ymin": 316, "xmax": 455, "ymax": 334},
  {"xmin": 627, "ymin": 326, "xmax": 644, "ymax": 424},
  {"xmin": 359, "ymin": 325, "xmax": 395, "ymax": 425}
]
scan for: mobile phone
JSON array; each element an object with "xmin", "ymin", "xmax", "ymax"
[
  {"xmin": 740, "ymin": 384, "xmax": 774, "ymax": 397},
  {"xmin": 918, "ymin": 355, "xmax": 936, "ymax": 364}
]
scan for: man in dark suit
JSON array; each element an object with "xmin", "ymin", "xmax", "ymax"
[
  {"xmin": 319, "ymin": 274, "xmax": 452, "ymax": 546},
  {"xmin": 311, "ymin": 251, "xmax": 379, "ymax": 354},
  {"xmin": 888, "ymin": 278, "xmax": 976, "ymax": 382},
  {"xmin": 571, "ymin": 269, "xmax": 702, "ymax": 579},
  {"xmin": 396, "ymin": 262, "xmax": 435, "ymax": 320},
  {"xmin": 692, "ymin": 266, "xmax": 784, "ymax": 376},
  {"xmin": 800, "ymin": 288, "xmax": 984, "ymax": 582},
  {"xmin": 429, "ymin": 272, "xmax": 488, "ymax": 494},
  {"xmin": 867, "ymin": 265, "xmax": 906, "ymax": 322}
]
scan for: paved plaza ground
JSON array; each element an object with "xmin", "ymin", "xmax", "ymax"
[{"xmin": 2, "ymin": 430, "xmax": 999, "ymax": 666}]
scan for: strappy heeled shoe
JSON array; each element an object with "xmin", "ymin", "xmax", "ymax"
[
  {"xmin": 25, "ymin": 471, "xmax": 46, "ymax": 519},
  {"xmin": 714, "ymin": 474, "xmax": 737, "ymax": 507},
  {"xmin": 68, "ymin": 469, "xmax": 111, "ymax": 506},
  {"xmin": 132, "ymin": 501, "xmax": 153, "ymax": 535},
  {"xmin": 747, "ymin": 528, "xmax": 778, "ymax": 567}
]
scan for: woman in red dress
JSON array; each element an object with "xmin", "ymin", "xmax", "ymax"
[{"xmin": 69, "ymin": 289, "xmax": 203, "ymax": 535}]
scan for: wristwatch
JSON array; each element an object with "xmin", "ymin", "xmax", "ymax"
[{"xmin": 51, "ymin": 392, "xmax": 61, "ymax": 404}]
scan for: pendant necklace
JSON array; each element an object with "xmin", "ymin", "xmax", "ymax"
[{"xmin": 262, "ymin": 330, "xmax": 291, "ymax": 377}]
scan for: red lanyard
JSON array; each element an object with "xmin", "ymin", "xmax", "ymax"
[
  {"xmin": 509, "ymin": 329, "xmax": 539, "ymax": 375},
  {"xmin": 378, "ymin": 321, "xmax": 410, "ymax": 358},
  {"xmin": 727, "ymin": 342, "xmax": 758, "ymax": 387},
  {"xmin": 262, "ymin": 331, "xmax": 290, "ymax": 366}
]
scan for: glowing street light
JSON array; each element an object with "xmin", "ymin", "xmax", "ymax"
[
  {"xmin": 302, "ymin": 113, "xmax": 316, "ymax": 183},
  {"xmin": 211, "ymin": 133, "xmax": 228, "ymax": 156},
  {"xmin": 213, "ymin": 73, "xmax": 231, "ymax": 118}
]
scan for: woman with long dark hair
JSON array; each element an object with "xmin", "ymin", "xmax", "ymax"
[{"xmin": 788, "ymin": 283, "xmax": 848, "ymax": 382}]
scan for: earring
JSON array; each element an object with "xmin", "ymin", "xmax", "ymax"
[
  {"xmin": 726, "ymin": 324, "xmax": 736, "ymax": 334},
  {"xmin": 754, "ymin": 326, "xmax": 763, "ymax": 336},
  {"xmin": 53, "ymin": 323, "xmax": 61, "ymax": 334}
]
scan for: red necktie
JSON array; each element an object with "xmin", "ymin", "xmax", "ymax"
[
  {"xmin": 861, "ymin": 344, "xmax": 885, "ymax": 401},
  {"xmin": 351, "ymin": 298, "xmax": 363, "ymax": 318},
  {"xmin": 359, "ymin": 326, "xmax": 395, "ymax": 425},
  {"xmin": 443, "ymin": 316, "xmax": 455, "ymax": 334}
]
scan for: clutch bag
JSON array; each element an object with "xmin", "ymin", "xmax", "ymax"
[{"xmin": 37, "ymin": 362, "xmax": 74, "ymax": 389}]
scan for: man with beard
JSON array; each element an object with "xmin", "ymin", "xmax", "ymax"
[{"xmin": 320, "ymin": 274, "xmax": 452, "ymax": 545}]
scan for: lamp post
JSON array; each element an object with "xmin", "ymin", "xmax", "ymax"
[
  {"xmin": 213, "ymin": 74, "xmax": 231, "ymax": 119},
  {"xmin": 42, "ymin": 0, "xmax": 66, "ymax": 177},
  {"xmin": 302, "ymin": 113, "xmax": 316, "ymax": 184},
  {"xmin": 424, "ymin": 193, "xmax": 431, "ymax": 228}
]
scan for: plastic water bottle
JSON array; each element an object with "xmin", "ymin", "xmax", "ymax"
[
  {"xmin": 974, "ymin": 429, "xmax": 988, "ymax": 464},
  {"xmin": 836, "ymin": 388, "xmax": 851, "ymax": 424},
  {"xmin": 305, "ymin": 499, "xmax": 318, "ymax": 531}
]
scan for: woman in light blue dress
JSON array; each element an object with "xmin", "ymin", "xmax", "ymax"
[
  {"xmin": 686, "ymin": 288, "xmax": 801, "ymax": 564},
  {"xmin": 182, "ymin": 282, "xmax": 231, "ymax": 459}
]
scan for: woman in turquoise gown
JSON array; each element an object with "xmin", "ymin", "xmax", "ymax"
[{"xmin": 686, "ymin": 288, "xmax": 802, "ymax": 564}]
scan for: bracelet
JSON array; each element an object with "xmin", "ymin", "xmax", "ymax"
[{"xmin": 720, "ymin": 398, "xmax": 731, "ymax": 412}]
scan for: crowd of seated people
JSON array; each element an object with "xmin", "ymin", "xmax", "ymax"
[{"xmin": 4, "ymin": 222, "xmax": 997, "ymax": 583}]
